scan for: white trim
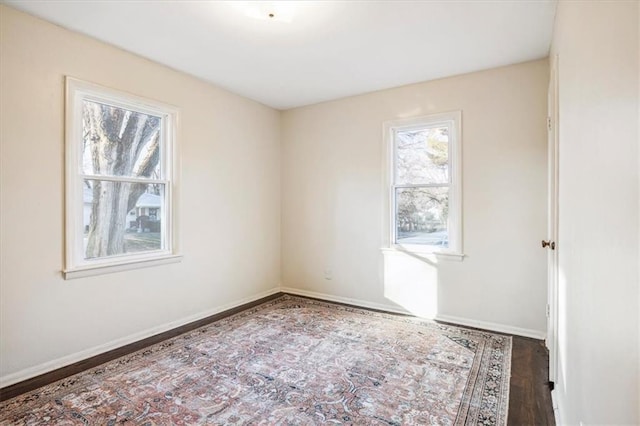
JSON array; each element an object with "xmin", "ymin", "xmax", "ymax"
[
  {"xmin": 280, "ymin": 287, "xmax": 411, "ymax": 315},
  {"xmin": 546, "ymin": 53, "xmax": 560, "ymax": 384},
  {"xmin": 380, "ymin": 247, "xmax": 464, "ymax": 261},
  {"xmin": 435, "ymin": 313, "xmax": 546, "ymax": 340},
  {"xmin": 81, "ymin": 174, "xmax": 170, "ymax": 185},
  {"xmin": 551, "ymin": 390, "xmax": 561, "ymax": 425},
  {"xmin": 0, "ymin": 287, "xmax": 280, "ymax": 388},
  {"xmin": 64, "ymin": 254, "xmax": 183, "ymax": 279},
  {"xmin": 382, "ymin": 111, "xmax": 463, "ymax": 257},
  {"xmin": 65, "ymin": 77, "xmax": 180, "ymax": 277},
  {"xmin": 281, "ymin": 287, "xmax": 545, "ymax": 339}
]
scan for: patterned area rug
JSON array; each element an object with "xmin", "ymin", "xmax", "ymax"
[{"xmin": 0, "ymin": 296, "xmax": 512, "ymax": 425}]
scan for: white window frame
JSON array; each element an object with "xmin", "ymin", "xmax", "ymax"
[
  {"xmin": 382, "ymin": 111, "xmax": 463, "ymax": 260},
  {"xmin": 64, "ymin": 77, "xmax": 181, "ymax": 279}
]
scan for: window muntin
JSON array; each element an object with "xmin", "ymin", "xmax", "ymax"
[
  {"xmin": 387, "ymin": 112, "xmax": 461, "ymax": 255},
  {"xmin": 66, "ymin": 78, "xmax": 179, "ymax": 276}
]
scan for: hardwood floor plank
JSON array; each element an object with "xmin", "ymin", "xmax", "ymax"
[{"xmin": 508, "ymin": 336, "xmax": 556, "ymax": 425}]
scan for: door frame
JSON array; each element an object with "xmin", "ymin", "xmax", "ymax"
[{"xmin": 546, "ymin": 53, "xmax": 560, "ymax": 384}]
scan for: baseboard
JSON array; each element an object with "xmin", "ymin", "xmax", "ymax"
[
  {"xmin": 434, "ymin": 314, "xmax": 546, "ymax": 340},
  {"xmin": 0, "ymin": 287, "xmax": 281, "ymax": 390},
  {"xmin": 281, "ymin": 287, "xmax": 546, "ymax": 340},
  {"xmin": 551, "ymin": 389, "xmax": 561, "ymax": 425},
  {"xmin": 280, "ymin": 287, "xmax": 412, "ymax": 315}
]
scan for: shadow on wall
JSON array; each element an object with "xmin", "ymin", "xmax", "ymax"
[{"xmin": 382, "ymin": 249, "xmax": 439, "ymax": 318}]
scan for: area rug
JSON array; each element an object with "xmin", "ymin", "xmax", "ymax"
[{"xmin": 0, "ymin": 295, "xmax": 511, "ymax": 425}]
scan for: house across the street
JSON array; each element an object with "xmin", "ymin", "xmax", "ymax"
[{"xmin": 83, "ymin": 187, "xmax": 161, "ymax": 232}]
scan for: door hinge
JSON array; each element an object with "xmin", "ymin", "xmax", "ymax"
[
  {"xmin": 547, "ymin": 116, "xmax": 552, "ymax": 131},
  {"xmin": 548, "ymin": 381, "xmax": 555, "ymax": 391},
  {"xmin": 542, "ymin": 240, "xmax": 556, "ymax": 250},
  {"xmin": 546, "ymin": 304, "xmax": 550, "ymax": 318}
]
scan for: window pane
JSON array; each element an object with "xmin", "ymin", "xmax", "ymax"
[
  {"xmin": 82, "ymin": 100, "xmax": 162, "ymax": 178},
  {"xmin": 395, "ymin": 126, "xmax": 449, "ymax": 185},
  {"xmin": 395, "ymin": 187, "xmax": 449, "ymax": 247},
  {"xmin": 83, "ymin": 180, "xmax": 164, "ymax": 259}
]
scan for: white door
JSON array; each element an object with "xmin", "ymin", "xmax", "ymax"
[{"xmin": 545, "ymin": 54, "xmax": 559, "ymax": 384}]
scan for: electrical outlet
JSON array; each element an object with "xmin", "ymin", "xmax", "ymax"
[{"xmin": 324, "ymin": 269, "xmax": 333, "ymax": 280}]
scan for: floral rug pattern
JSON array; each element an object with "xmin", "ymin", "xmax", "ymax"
[{"xmin": 0, "ymin": 296, "xmax": 511, "ymax": 425}]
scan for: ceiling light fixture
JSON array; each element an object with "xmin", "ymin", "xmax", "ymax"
[{"xmin": 232, "ymin": 2, "xmax": 295, "ymax": 23}]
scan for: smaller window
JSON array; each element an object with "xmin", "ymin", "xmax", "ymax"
[
  {"xmin": 384, "ymin": 112, "xmax": 462, "ymax": 257},
  {"xmin": 65, "ymin": 78, "xmax": 181, "ymax": 278}
]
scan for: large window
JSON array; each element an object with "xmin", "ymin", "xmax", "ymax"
[
  {"xmin": 384, "ymin": 112, "xmax": 462, "ymax": 257},
  {"xmin": 65, "ymin": 78, "xmax": 180, "ymax": 278}
]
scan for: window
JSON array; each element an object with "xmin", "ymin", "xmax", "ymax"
[
  {"xmin": 384, "ymin": 111, "xmax": 462, "ymax": 258},
  {"xmin": 65, "ymin": 78, "xmax": 180, "ymax": 278}
]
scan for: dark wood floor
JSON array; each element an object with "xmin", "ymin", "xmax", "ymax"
[
  {"xmin": 508, "ymin": 336, "xmax": 556, "ymax": 425},
  {"xmin": 1, "ymin": 293, "xmax": 556, "ymax": 424}
]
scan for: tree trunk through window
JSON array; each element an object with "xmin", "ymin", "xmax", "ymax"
[{"xmin": 83, "ymin": 101, "xmax": 160, "ymax": 258}]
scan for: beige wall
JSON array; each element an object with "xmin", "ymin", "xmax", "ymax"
[
  {"xmin": 0, "ymin": 6, "xmax": 281, "ymax": 385},
  {"xmin": 550, "ymin": 1, "xmax": 639, "ymax": 423},
  {"xmin": 1, "ymin": 3, "xmax": 553, "ymax": 389},
  {"xmin": 281, "ymin": 59, "xmax": 549, "ymax": 336}
]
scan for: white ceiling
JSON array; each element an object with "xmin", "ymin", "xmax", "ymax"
[{"xmin": 6, "ymin": 1, "xmax": 557, "ymax": 110}]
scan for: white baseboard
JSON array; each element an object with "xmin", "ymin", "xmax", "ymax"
[
  {"xmin": 551, "ymin": 389, "xmax": 561, "ymax": 425},
  {"xmin": 0, "ymin": 287, "xmax": 281, "ymax": 389},
  {"xmin": 434, "ymin": 313, "xmax": 546, "ymax": 340},
  {"xmin": 280, "ymin": 287, "xmax": 546, "ymax": 340},
  {"xmin": 280, "ymin": 287, "xmax": 411, "ymax": 315}
]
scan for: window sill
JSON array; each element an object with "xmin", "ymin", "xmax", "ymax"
[
  {"xmin": 381, "ymin": 247, "xmax": 465, "ymax": 262},
  {"xmin": 64, "ymin": 254, "xmax": 183, "ymax": 279}
]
